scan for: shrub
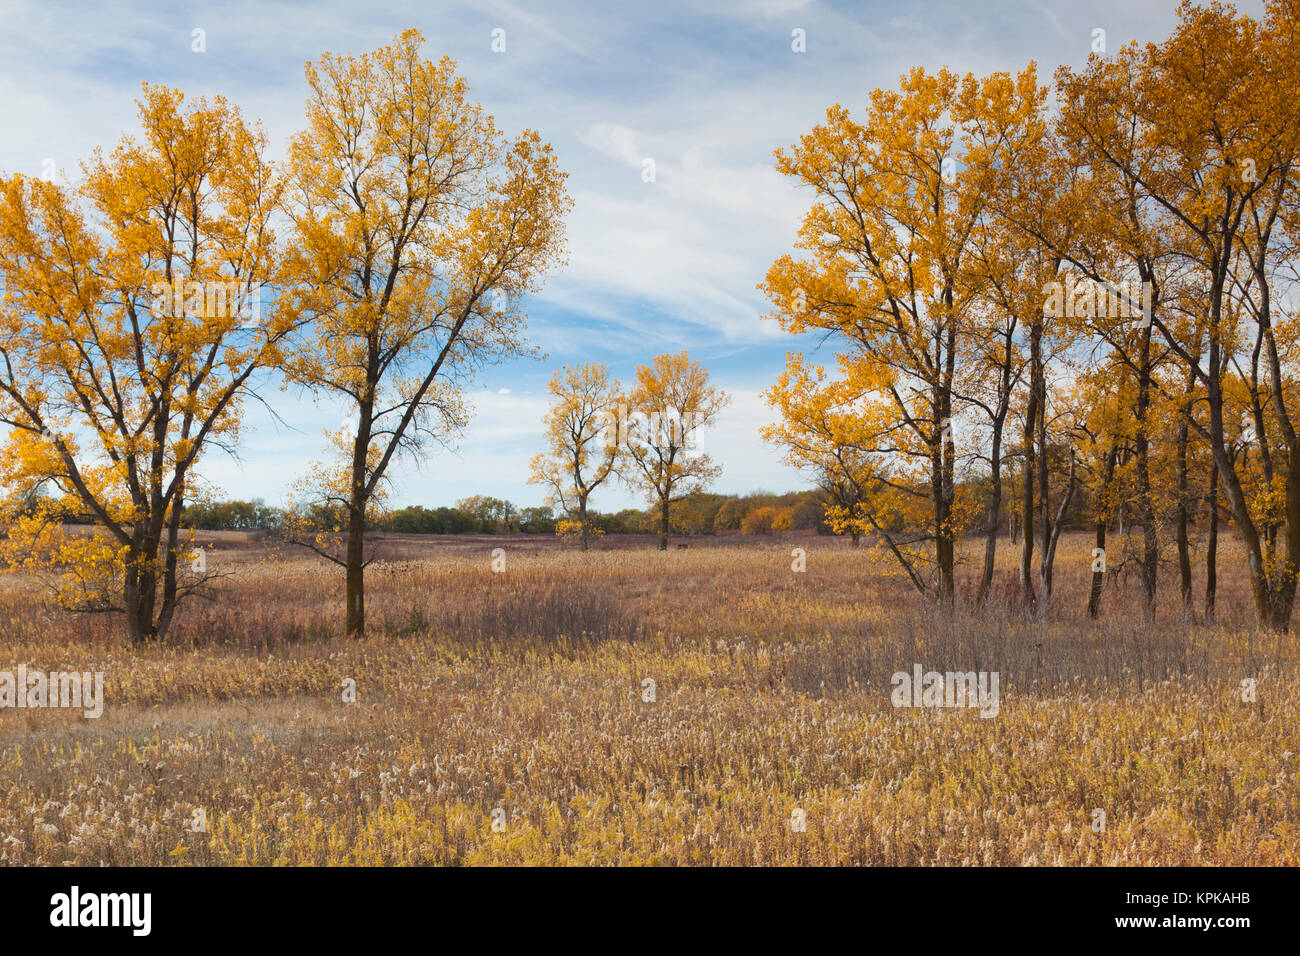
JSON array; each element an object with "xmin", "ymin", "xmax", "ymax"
[{"xmin": 741, "ymin": 506, "xmax": 778, "ymax": 535}]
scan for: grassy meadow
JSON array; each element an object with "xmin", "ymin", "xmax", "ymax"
[{"xmin": 0, "ymin": 531, "xmax": 1296, "ymax": 865}]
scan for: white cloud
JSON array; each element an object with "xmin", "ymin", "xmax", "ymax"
[{"xmin": 577, "ymin": 122, "xmax": 644, "ymax": 167}]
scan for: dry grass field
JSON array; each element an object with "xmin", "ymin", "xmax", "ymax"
[{"xmin": 0, "ymin": 531, "xmax": 1296, "ymax": 865}]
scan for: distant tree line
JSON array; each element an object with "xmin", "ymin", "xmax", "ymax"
[
  {"xmin": 181, "ymin": 499, "xmax": 286, "ymax": 531},
  {"xmin": 176, "ymin": 490, "xmax": 842, "ymax": 536},
  {"xmin": 57, "ymin": 481, "xmax": 1101, "ymax": 540}
]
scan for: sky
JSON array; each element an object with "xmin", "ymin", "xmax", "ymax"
[{"xmin": 0, "ymin": 0, "xmax": 1267, "ymax": 511}]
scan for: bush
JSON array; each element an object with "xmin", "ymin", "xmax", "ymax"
[
  {"xmin": 771, "ymin": 507, "xmax": 794, "ymax": 532},
  {"xmin": 741, "ymin": 506, "xmax": 778, "ymax": 535},
  {"xmin": 713, "ymin": 498, "xmax": 747, "ymax": 531}
]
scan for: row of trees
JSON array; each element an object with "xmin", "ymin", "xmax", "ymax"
[
  {"xmin": 176, "ymin": 488, "xmax": 830, "ymax": 536},
  {"xmin": 181, "ymin": 499, "xmax": 284, "ymax": 531},
  {"xmin": 761, "ymin": 0, "xmax": 1300, "ymax": 628},
  {"xmin": 0, "ymin": 30, "xmax": 570, "ymax": 641},
  {"xmin": 370, "ymin": 488, "xmax": 831, "ymax": 536}
]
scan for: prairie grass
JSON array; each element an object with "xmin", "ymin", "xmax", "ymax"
[{"xmin": 0, "ymin": 532, "xmax": 1295, "ymax": 865}]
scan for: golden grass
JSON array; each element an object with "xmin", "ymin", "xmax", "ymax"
[{"xmin": 0, "ymin": 532, "xmax": 1295, "ymax": 865}]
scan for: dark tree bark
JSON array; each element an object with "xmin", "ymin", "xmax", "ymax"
[
  {"xmin": 659, "ymin": 496, "xmax": 670, "ymax": 551},
  {"xmin": 1206, "ymin": 455, "xmax": 1219, "ymax": 620},
  {"xmin": 1088, "ymin": 443, "xmax": 1119, "ymax": 619},
  {"xmin": 1020, "ymin": 321, "xmax": 1042, "ymax": 609}
]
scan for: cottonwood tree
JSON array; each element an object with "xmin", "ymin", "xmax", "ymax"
[
  {"xmin": 528, "ymin": 362, "xmax": 622, "ymax": 551},
  {"xmin": 754, "ymin": 1, "xmax": 1300, "ymax": 623},
  {"xmin": 622, "ymin": 352, "xmax": 728, "ymax": 550},
  {"xmin": 762, "ymin": 68, "xmax": 1014, "ymax": 601},
  {"xmin": 279, "ymin": 30, "xmax": 570, "ymax": 636},
  {"xmin": 962, "ymin": 64, "xmax": 1097, "ymax": 610},
  {"xmin": 0, "ymin": 86, "xmax": 285, "ymax": 643}
]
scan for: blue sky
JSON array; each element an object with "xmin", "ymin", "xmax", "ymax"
[{"xmin": 0, "ymin": 0, "xmax": 1263, "ymax": 511}]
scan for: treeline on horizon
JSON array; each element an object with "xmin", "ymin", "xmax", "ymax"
[
  {"xmin": 171, "ymin": 470, "xmax": 1116, "ymax": 540},
  {"xmin": 175, "ymin": 490, "xmax": 829, "ymax": 537}
]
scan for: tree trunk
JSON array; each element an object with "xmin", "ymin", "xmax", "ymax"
[
  {"xmin": 934, "ymin": 428, "xmax": 956, "ymax": 602},
  {"xmin": 936, "ymin": 318, "xmax": 958, "ymax": 604},
  {"xmin": 345, "ymin": 503, "xmax": 366, "ymax": 637},
  {"xmin": 658, "ymin": 494, "xmax": 670, "ymax": 551},
  {"xmin": 1088, "ymin": 516, "xmax": 1106, "ymax": 619},
  {"xmin": 1088, "ymin": 444, "xmax": 1118, "ymax": 619},
  {"xmin": 155, "ymin": 495, "xmax": 186, "ymax": 641},
  {"xmin": 1020, "ymin": 322, "xmax": 1042, "ymax": 608},
  {"xmin": 977, "ymin": 416, "xmax": 1004, "ymax": 606},
  {"xmin": 1206, "ymin": 456, "xmax": 1218, "ymax": 620},
  {"xmin": 124, "ymin": 551, "xmax": 158, "ymax": 645},
  {"xmin": 1041, "ymin": 450, "xmax": 1076, "ymax": 595},
  {"xmin": 1134, "ymin": 322, "xmax": 1158, "ymax": 620},
  {"xmin": 1207, "ymin": 323, "xmax": 1277, "ymax": 627},
  {"xmin": 1278, "ymin": 451, "xmax": 1300, "ymax": 629},
  {"xmin": 1019, "ymin": 437, "xmax": 1036, "ymax": 608},
  {"xmin": 1035, "ymin": 335, "xmax": 1055, "ymax": 603},
  {"xmin": 1206, "ymin": 334, "xmax": 1296, "ymax": 628},
  {"xmin": 1175, "ymin": 404, "xmax": 1193, "ymax": 612},
  {"xmin": 344, "ymin": 403, "xmax": 373, "ymax": 638}
]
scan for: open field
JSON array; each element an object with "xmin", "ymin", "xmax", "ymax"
[{"xmin": 0, "ymin": 531, "xmax": 1296, "ymax": 865}]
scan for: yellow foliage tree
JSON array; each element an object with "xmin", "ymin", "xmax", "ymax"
[
  {"xmin": 277, "ymin": 30, "xmax": 571, "ymax": 635},
  {"xmin": 528, "ymin": 363, "xmax": 621, "ymax": 551},
  {"xmin": 762, "ymin": 68, "xmax": 1013, "ymax": 600},
  {"xmin": 0, "ymin": 85, "xmax": 287, "ymax": 643},
  {"xmin": 740, "ymin": 506, "xmax": 777, "ymax": 536},
  {"xmin": 622, "ymin": 352, "xmax": 728, "ymax": 551}
]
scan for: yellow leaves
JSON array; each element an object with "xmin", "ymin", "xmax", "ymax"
[
  {"xmin": 555, "ymin": 518, "xmax": 602, "ymax": 539},
  {"xmin": 761, "ymin": 351, "xmax": 913, "ymax": 500},
  {"xmin": 739, "ymin": 505, "xmax": 795, "ymax": 535},
  {"xmin": 0, "ymin": 80, "xmax": 287, "ymax": 640},
  {"xmin": 624, "ymin": 352, "xmax": 729, "ymax": 504},
  {"xmin": 0, "ymin": 30, "xmax": 571, "ymax": 640},
  {"xmin": 529, "ymin": 363, "xmax": 620, "ymax": 520},
  {"xmin": 0, "ymin": 428, "xmax": 68, "ymax": 489},
  {"xmin": 0, "ymin": 507, "xmax": 130, "ymax": 611},
  {"xmin": 275, "ymin": 34, "xmax": 570, "ymax": 592},
  {"xmin": 762, "ymin": 63, "xmax": 997, "ymax": 365}
]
